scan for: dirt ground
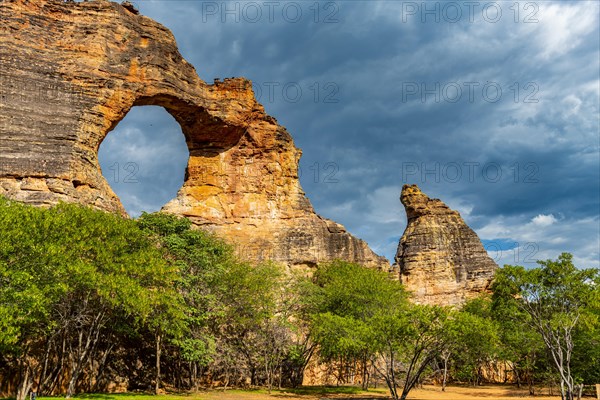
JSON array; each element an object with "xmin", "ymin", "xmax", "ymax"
[
  {"xmin": 386, "ymin": 385, "xmax": 560, "ymax": 400},
  {"xmin": 197, "ymin": 385, "xmax": 564, "ymax": 400}
]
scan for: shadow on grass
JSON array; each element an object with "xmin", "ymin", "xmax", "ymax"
[
  {"xmin": 76, "ymin": 394, "xmax": 155, "ymax": 400},
  {"xmin": 281, "ymin": 386, "xmax": 364, "ymax": 395},
  {"xmin": 275, "ymin": 386, "xmax": 389, "ymax": 399}
]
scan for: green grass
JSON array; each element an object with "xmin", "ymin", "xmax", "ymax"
[{"xmin": 34, "ymin": 394, "xmax": 195, "ymax": 400}]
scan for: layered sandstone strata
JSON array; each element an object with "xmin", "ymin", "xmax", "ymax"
[
  {"xmin": 394, "ymin": 184, "xmax": 497, "ymax": 305},
  {"xmin": 0, "ymin": 0, "xmax": 388, "ymax": 269}
]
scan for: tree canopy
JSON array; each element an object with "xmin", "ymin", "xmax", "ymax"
[
  {"xmin": 0, "ymin": 197, "xmax": 598, "ymax": 400},
  {"xmin": 491, "ymin": 253, "xmax": 600, "ymax": 400}
]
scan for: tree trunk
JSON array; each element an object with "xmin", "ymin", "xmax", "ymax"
[
  {"xmin": 42, "ymin": 334, "xmax": 67, "ymax": 396},
  {"xmin": 265, "ymin": 355, "xmax": 271, "ymax": 394},
  {"xmin": 527, "ymin": 376, "xmax": 534, "ymax": 395},
  {"xmin": 527, "ymin": 367, "xmax": 534, "ymax": 396},
  {"xmin": 362, "ymin": 358, "xmax": 370, "ymax": 391},
  {"xmin": 66, "ymin": 367, "xmax": 79, "ymax": 399},
  {"xmin": 387, "ymin": 377, "xmax": 399, "ymax": 400},
  {"xmin": 278, "ymin": 363, "xmax": 283, "ymax": 390},
  {"xmin": 38, "ymin": 338, "xmax": 54, "ymax": 396},
  {"xmin": 250, "ymin": 366, "xmax": 257, "ymax": 387},
  {"xmin": 442, "ymin": 355, "xmax": 448, "ymax": 392},
  {"xmin": 192, "ymin": 362, "xmax": 198, "ymax": 392},
  {"xmin": 155, "ymin": 333, "xmax": 162, "ymax": 395},
  {"xmin": 92, "ymin": 343, "xmax": 114, "ymax": 392},
  {"xmin": 16, "ymin": 364, "xmax": 33, "ymax": 400}
]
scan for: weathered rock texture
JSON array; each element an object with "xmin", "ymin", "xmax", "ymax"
[
  {"xmin": 0, "ymin": 0, "xmax": 388, "ymax": 269},
  {"xmin": 394, "ymin": 184, "xmax": 497, "ymax": 305}
]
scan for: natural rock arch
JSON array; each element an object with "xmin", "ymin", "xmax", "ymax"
[
  {"xmin": 95, "ymin": 94, "xmax": 248, "ymax": 216},
  {"xmin": 98, "ymin": 105, "xmax": 190, "ymax": 216},
  {"xmin": 0, "ymin": 0, "xmax": 388, "ymax": 269},
  {"xmin": 100, "ymin": 94, "xmax": 248, "ymax": 158}
]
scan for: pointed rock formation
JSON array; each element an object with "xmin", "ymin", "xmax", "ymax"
[
  {"xmin": 394, "ymin": 184, "xmax": 497, "ymax": 305},
  {"xmin": 0, "ymin": 0, "xmax": 388, "ymax": 269}
]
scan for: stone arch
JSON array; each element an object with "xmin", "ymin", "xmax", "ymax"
[
  {"xmin": 90, "ymin": 94, "xmax": 246, "ymax": 213},
  {"xmin": 98, "ymin": 105, "xmax": 189, "ymax": 216},
  {"xmin": 132, "ymin": 94, "xmax": 247, "ymax": 153}
]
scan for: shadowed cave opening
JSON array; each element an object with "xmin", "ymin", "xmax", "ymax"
[{"xmin": 98, "ymin": 106, "xmax": 189, "ymax": 217}]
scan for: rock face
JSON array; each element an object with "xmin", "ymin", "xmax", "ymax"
[
  {"xmin": 0, "ymin": 0, "xmax": 388, "ymax": 269},
  {"xmin": 394, "ymin": 185, "xmax": 497, "ymax": 305}
]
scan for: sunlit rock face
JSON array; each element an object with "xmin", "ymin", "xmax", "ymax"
[
  {"xmin": 0, "ymin": 0, "xmax": 388, "ymax": 269},
  {"xmin": 394, "ymin": 184, "xmax": 498, "ymax": 305}
]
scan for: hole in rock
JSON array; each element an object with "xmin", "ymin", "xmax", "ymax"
[{"xmin": 98, "ymin": 106, "xmax": 189, "ymax": 217}]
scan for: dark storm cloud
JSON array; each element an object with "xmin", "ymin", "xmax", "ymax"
[{"xmin": 99, "ymin": 1, "xmax": 599, "ymax": 267}]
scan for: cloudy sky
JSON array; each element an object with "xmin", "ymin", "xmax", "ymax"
[{"xmin": 98, "ymin": 0, "xmax": 600, "ymax": 269}]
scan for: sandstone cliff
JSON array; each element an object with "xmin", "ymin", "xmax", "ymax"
[
  {"xmin": 0, "ymin": 0, "xmax": 388, "ymax": 269},
  {"xmin": 394, "ymin": 184, "xmax": 497, "ymax": 305}
]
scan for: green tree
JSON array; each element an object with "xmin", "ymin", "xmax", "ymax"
[
  {"xmin": 491, "ymin": 253, "xmax": 599, "ymax": 400},
  {"xmin": 302, "ymin": 261, "xmax": 449, "ymax": 400},
  {"xmin": 0, "ymin": 199, "xmax": 183, "ymax": 399},
  {"xmin": 138, "ymin": 212, "xmax": 293, "ymax": 391},
  {"xmin": 570, "ymin": 273, "xmax": 600, "ymax": 389},
  {"xmin": 371, "ymin": 304, "xmax": 449, "ymax": 400},
  {"xmin": 212, "ymin": 260, "xmax": 284, "ymax": 386},
  {"xmin": 491, "ymin": 290, "xmax": 547, "ymax": 394},
  {"xmin": 446, "ymin": 297, "xmax": 500, "ymax": 386},
  {"xmin": 301, "ymin": 260, "xmax": 407, "ymax": 389},
  {"xmin": 138, "ymin": 212, "xmax": 229, "ymax": 391}
]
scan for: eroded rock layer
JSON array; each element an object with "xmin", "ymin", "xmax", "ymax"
[
  {"xmin": 0, "ymin": 0, "xmax": 388, "ymax": 269},
  {"xmin": 394, "ymin": 184, "xmax": 497, "ymax": 305}
]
